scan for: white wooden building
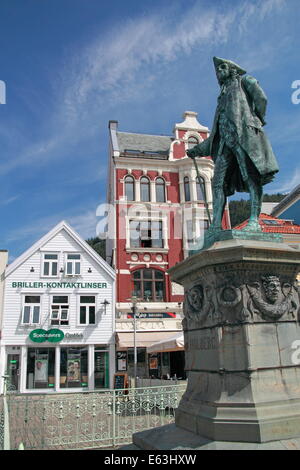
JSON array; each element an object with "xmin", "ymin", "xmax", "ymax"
[{"xmin": 0, "ymin": 221, "xmax": 115, "ymax": 394}]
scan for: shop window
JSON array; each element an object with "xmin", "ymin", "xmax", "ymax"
[
  {"xmin": 43, "ymin": 253, "xmax": 58, "ymax": 277},
  {"xmin": 196, "ymin": 176, "xmax": 206, "ymax": 201},
  {"xmin": 22, "ymin": 296, "xmax": 41, "ymax": 325},
  {"xmin": 60, "ymin": 347, "xmax": 88, "ymax": 388},
  {"xmin": 95, "ymin": 347, "xmax": 109, "ymax": 388},
  {"xmin": 187, "ymin": 136, "xmax": 199, "ymax": 149},
  {"xmin": 116, "ymin": 351, "xmax": 127, "ymax": 371},
  {"xmin": 129, "ymin": 220, "xmax": 163, "ymax": 248},
  {"xmin": 66, "ymin": 254, "xmax": 81, "ymax": 276},
  {"xmin": 132, "ymin": 269, "xmax": 165, "ymax": 301},
  {"xmin": 128, "ymin": 347, "xmax": 146, "ymax": 364},
  {"xmin": 50, "ymin": 295, "xmax": 69, "ymax": 326},
  {"xmin": 155, "ymin": 178, "xmax": 166, "ymax": 202},
  {"xmin": 184, "ymin": 176, "xmax": 191, "ymax": 202},
  {"xmin": 140, "ymin": 176, "xmax": 150, "ymax": 202},
  {"xmin": 79, "ymin": 296, "xmax": 96, "ymax": 325},
  {"xmin": 124, "ymin": 175, "xmax": 135, "ymax": 201},
  {"xmin": 26, "ymin": 348, "xmax": 55, "ymax": 389}
]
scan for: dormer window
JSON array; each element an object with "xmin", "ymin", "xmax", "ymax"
[
  {"xmin": 66, "ymin": 254, "xmax": 81, "ymax": 276},
  {"xmin": 43, "ymin": 254, "xmax": 58, "ymax": 277}
]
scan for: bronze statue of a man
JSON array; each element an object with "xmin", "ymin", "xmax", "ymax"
[{"xmin": 187, "ymin": 57, "xmax": 279, "ymax": 232}]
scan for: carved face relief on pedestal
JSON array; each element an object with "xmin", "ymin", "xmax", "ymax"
[
  {"xmin": 261, "ymin": 276, "xmax": 281, "ymax": 304},
  {"xmin": 247, "ymin": 275, "xmax": 299, "ymax": 321},
  {"xmin": 187, "ymin": 285, "xmax": 204, "ymax": 312}
]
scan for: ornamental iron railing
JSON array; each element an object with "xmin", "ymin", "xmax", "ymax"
[{"xmin": 1, "ymin": 383, "xmax": 186, "ymax": 450}]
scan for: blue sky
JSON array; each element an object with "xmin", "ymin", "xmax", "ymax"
[{"xmin": 1, "ymin": 0, "xmax": 300, "ymax": 260}]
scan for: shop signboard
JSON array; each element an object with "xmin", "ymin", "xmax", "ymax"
[
  {"xmin": 116, "ymin": 351, "xmax": 127, "ymax": 371},
  {"xmin": 29, "ymin": 329, "xmax": 65, "ymax": 343},
  {"xmin": 127, "ymin": 312, "xmax": 176, "ymax": 319}
]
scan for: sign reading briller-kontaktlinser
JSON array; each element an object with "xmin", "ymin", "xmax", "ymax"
[
  {"xmin": 12, "ymin": 282, "xmax": 107, "ymax": 289},
  {"xmin": 29, "ymin": 329, "xmax": 65, "ymax": 343}
]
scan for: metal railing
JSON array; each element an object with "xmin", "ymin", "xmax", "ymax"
[{"xmin": 1, "ymin": 383, "xmax": 186, "ymax": 450}]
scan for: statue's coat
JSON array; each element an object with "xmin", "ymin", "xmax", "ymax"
[{"xmin": 195, "ymin": 74, "xmax": 279, "ymax": 196}]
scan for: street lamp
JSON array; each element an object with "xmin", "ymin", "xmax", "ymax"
[{"xmin": 127, "ymin": 295, "xmax": 138, "ymax": 388}]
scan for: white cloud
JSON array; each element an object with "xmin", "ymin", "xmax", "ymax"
[
  {"xmin": 67, "ymin": 210, "xmax": 98, "ymax": 240},
  {"xmin": 269, "ymin": 168, "xmax": 300, "ymax": 193},
  {"xmin": 0, "ymin": 195, "xmax": 20, "ymax": 206},
  {"xmin": 5, "ymin": 208, "xmax": 98, "ymax": 245},
  {"xmin": 1, "ymin": 0, "xmax": 287, "ymax": 177}
]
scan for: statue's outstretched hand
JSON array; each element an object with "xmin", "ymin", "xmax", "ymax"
[
  {"xmin": 187, "ymin": 141, "xmax": 206, "ymax": 158},
  {"xmin": 186, "ymin": 147, "xmax": 198, "ymax": 159}
]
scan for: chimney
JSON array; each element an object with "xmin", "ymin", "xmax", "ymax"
[{"xmin": 109, "ymin": 120, "xmax": 118, "ymax": 131}]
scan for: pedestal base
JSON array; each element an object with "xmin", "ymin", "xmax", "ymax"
[
  {"xmin": 169, "ymin": 238, "xmax": 300, "ymax": 444},
  {"xmin": 131, "ymin": 423, "xmax": 300, "ymax": 450}
]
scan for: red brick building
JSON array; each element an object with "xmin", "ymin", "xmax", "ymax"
[{"xmin": 106, "ymin": 111, "xmax": 229, "ymax": 378}]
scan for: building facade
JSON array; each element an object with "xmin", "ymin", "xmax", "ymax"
[
  {"xmin": 0, "ymin": 221, "xmax": 115, "ymax": 394},
  {"xmin": 106, "ymin": 111, "xmax": 230, "ymax": 378},
  {"xmin": 0, "ymin": 250, "xmax": 8, "ymax": 333},
  {"xmin": 271, "ymin": 184, "xmax": 300, "ymax": 226}
]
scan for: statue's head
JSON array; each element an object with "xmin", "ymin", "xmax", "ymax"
[
  {"xmin": 213, "ymin": 57, "xmax": 246, "ymax": 85},
  {"xmin": 261, "ymin": 275, "xmax": 281, "ymax": 304}
]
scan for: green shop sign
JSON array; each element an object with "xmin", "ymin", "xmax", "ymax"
[
  {"xmin": 12, "ymin": 282, "xmax": 107, "ymax": 289},
  {"xmin": 29, "ymin": 329, "xmax": 65, "ymax": 343}
]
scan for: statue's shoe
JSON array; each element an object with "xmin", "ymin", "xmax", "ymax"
[{"xmin": 242, "ymin": 220, "xmax": 262, "ymax": 232}]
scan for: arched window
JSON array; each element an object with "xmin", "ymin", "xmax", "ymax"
[
  {"xmin": 188, "ymin": 136, "xmax": 199, "ymax": 149},
  {"xmin": 140, "ymin": 176, "xmax": 150, "ymax": 202},
  {"xmin": 155, "ymin": 177, "xmax": 166, "ymax": 202},
  {"xmin": 196, "ymin": 176, "xmax": 206, "ymax": 201},
  {"xmin": 132, "ymin": 269, "xmax": 165, "ymax": 302},
  {"xmin": 125, "ymin": 175, "xmax": 135, "ymax": 200},
  {"xmin": 184, "ymin": 176, "xmax": 191, "ymax": 202}
]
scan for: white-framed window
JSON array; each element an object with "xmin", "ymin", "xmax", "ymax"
[
  {"xmin": 129, "ymin": 220, "xmax": 163, "ymax": 248},
  {"xmin": 155, "ymin": 177, "xmax": 166, "ymax": 202},
  {"xmin": 66, "ymin": 254, "xmax": 81, "ymax": 276},
  {"xmin": 140, "ymin": 176, "xmax": 151, "ymax": 202},
  {"xmin": 43, "ymin": 253, "xmax": 58, "ymax": 277},
  {"xmin": 184, "ymin": 176, "xmax": 191, "ymax": 202},
  {"xmin": 79, "ymin": 296, "xmax": 96, "ymax": 325},
  {"xmin": 196, "ymin": 176, "xmax": 206, "ymax": 201},
  {"xmin": 50, "ymin": 295, "xmax": 69, "ymax": 326},
  {"xmin": 124, "ymin": 175, "xmax": 135, "ymax": 201},
  {"xmin": 22, "ymin": 295, "xmax": 41, "ymax": 325}
]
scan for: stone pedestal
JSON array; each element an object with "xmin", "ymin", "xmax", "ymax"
[{"xmin": 132, "ymin": 239, "xmax": 300, "ymax": 449}]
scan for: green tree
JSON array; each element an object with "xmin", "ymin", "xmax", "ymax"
[
  {"xmin": 229, "ymin": 193, "xmax": 286, "ymax": 227},
  {"xmin": 86, "ymin": 237, "xmax": 106, "ymax": 259}
]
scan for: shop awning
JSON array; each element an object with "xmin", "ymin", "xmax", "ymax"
[
  {"xmin": 147, "ymin": 332, "xmax": 184, "ymax": 353},
  {"xmin": 116, "ymin": 332, "xmax": 181, "ymax": 349}
]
